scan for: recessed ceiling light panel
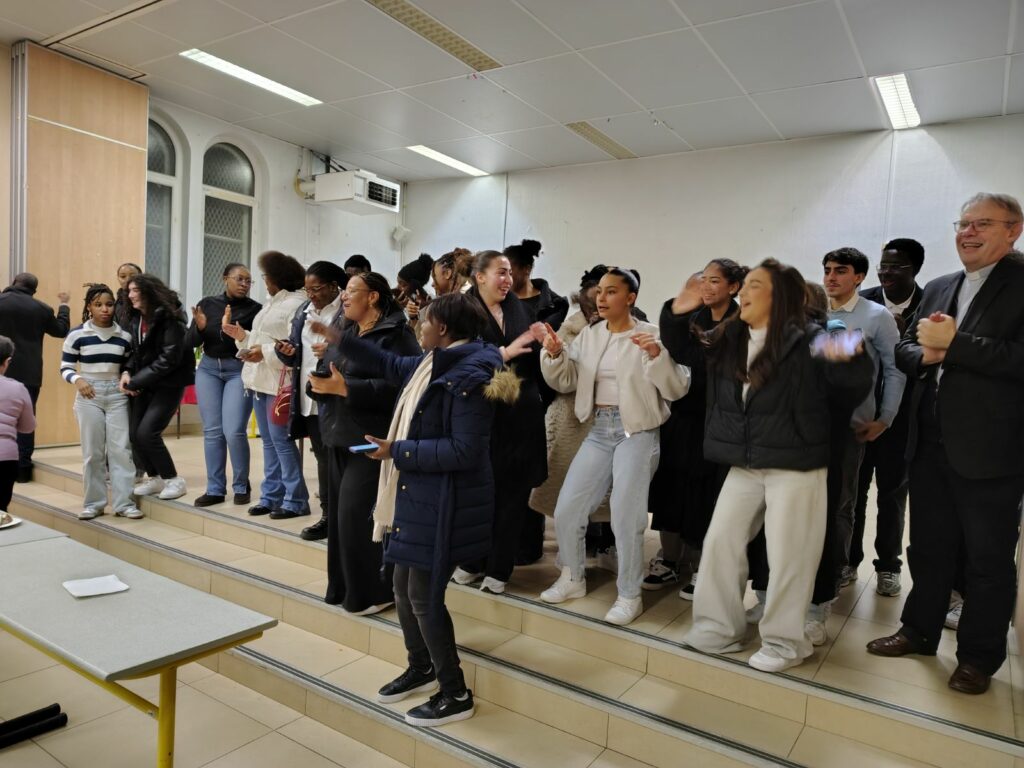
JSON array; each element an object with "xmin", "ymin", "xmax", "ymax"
[
  {"xmin": 406, "ymin": 145, "xmax": 488, "ymax": 176},
  {"xmin": 874, "ymin": 73, "xmax": 920, "ymax": 130},
  {"xmin": 179, "ymin": 49, "xmax": 322, "ymax": 107}
]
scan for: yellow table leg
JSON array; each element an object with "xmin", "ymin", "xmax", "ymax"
[{"xmin": 156, "ymin": 667, "xmax": 177, "ymax": 768}]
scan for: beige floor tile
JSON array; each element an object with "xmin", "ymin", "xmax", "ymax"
[
  {"xmin": 278, "ymin": 716, "xmax": 406, "ymax": 768},
  {"xmin": 36, "ymin": 685, "xmax": 270, "ymax": 768},
  {"xmin": 190, "ymin": 673, "xmax": 303, "ymax": 729},
  {"xmin": 0, "ymin": 631, "xmax": 57, "ymax": 683},
  {"xmin": 217, "ymin": 653, "xmax": 307, "ymax": 713},
  {"xmin": 299, "ymin": 578, "xmax": 330, "ymax": 596},
  {"xmin": 368, "ymin": 626, "xmax": 408, "ymax": 667},
  {"xmin": 444, "ymin": 586, "xmax": 523, "ymax": 632},
  {"xmin": 588, "ymin": 749, "xmax": 657, "ymax": 768},
  {"xmin": 244, "ymin": 622, "xmax": 364, "ymax": 678},
  {"xmin": 322, "ymin": 655, "xmax": 406, "ymax": 707},
  {"xmin": 0, "ymin": 665, "xmax": 127, "ymax": 726},
  {"xmin": 50, "ymin": 515, "xmax": 100, "ymax": 548},
  {"xmin": 95, "ymin": 515, "xmax": 198, "ymax": 544},
  {"xmin": 282, "ymin": 597, "xmax": 370, "ymax": 653},
  {"xmin": 178, "ymin": 661, "xmax": 217, "ymax": 685},
  {"xmin": 488, "ymin": 633, "xmax": 642, "ymax": 698},
  {"xmin": 521, "ymin": 611, "xmax": 648, "ymax": 673},
  {"xmin": 230, "ymin": 553, "xmax": 325, "ymax": 588},
  {"xmin": 203, "ymin": 730, "xmax": 341, "ymax": 767},
  {"xmin": 210, "ymin": 573, "xmax": 284, "ymax": 619},
  {"xmin": 147, "ymin": 502, "xmax": 206, "ymax": 533},
  {"xmin": 173, "ymin": 534, "xmax": 256, "ymax": 563},
  {"xmin": 618, "ymin": 675, "xmax": 802, "ymax": 758},
  {"xmin": 149, "ymin": 550, "xmax": 212, "ymax": 593},
  {"xmin": 0, "ymin": 740, "xmax": 65, "ymax": 767},
  {"xmin": 413, "ymin": 741, "xmax": 478, "ymax": 768},
  {"xmin": 264, "ymin": 535, "xmax": 327, "ymax": 570},
  {"xmin": 789, "ymin": 726, "xmax": 934, "ymax": 767},
  {"xmin": 304, "ymin": 690, "xmax": 416, "ymax": 766},
  {"xmin": 448, "ymin": 612, "xmax": 520, "ymax": 654},
  {"xmin": 95, "ymin": 532, "xmax": 150, "ymax": 569},
  {"xmin": 204, "ymin": 517, "xmax": 266, "ymax": 553},
  {"xmin": 606, "ymin": 717, "xmax": 748, "ymax": 768}
]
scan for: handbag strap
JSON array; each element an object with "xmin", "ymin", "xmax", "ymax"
[{"xmin": 277, "ymin": 365, "xmax": 290, "ymax": 391}]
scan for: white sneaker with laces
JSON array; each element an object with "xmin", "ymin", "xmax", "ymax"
[
  {"xmin": 77, "ymin": 509, "xmax": 102, "ymax": 520},
  {"xmin": 876, "ymin": 571, "xmax": 901, "ymax": 597},
  {"xmin": 804, "ymin": 620, "xmax": 828, "ymax": 647},
  {"xmin": 748, "ymin": 646, "xmax": 802, "ymax": 673},
  {"xmin": 451, "ymin": 567, "xmax": 483, "ymax": 586},
  {"xmin": 158, "ymin": 477, "xmax": 187, "ymax": 500},
  {"xmin": 116, "ymin": 506, "xmax": 144, "ymax": 519},
  {"xmin": 540, "ymin": 566, "xmax": 586, "ymax": 604},
  {"xmin": 133, "ymin": 477, "xmax": 165, "ymax": 496},
  {"xmin": 480, "ymin": 577, "xmax": 506, "ymax": 594},
  {"xmin": 604, "ymin": 596, "xmax": 642, "ymax": 626}
]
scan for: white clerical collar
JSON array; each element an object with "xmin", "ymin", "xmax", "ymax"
[{"xmin": 965, "ymin": 262, "xmax": 997, "ymax": 283}]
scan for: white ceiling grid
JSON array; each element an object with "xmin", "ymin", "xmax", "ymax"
[{"xmin": 0, "ymin": 0, "xmax": 1020, "ymax": 181}]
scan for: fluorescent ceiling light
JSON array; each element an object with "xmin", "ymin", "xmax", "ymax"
[
  {"xmin": 406, "ymin": 145, "xmax": 488, "ymax": 176},
  {"xmin": 874, "ymin": 73, "xmax": 920, "ymax": 130},
  {"xmin": 179, "ymin": 49, "xmax": 321, "ymax": 107}
]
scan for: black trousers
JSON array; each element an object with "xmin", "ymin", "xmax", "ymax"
[
  {"xmin": 0, "ymin": 460, "xmax": 18, "ymax": 510},
  {"xmin": 302, "ymin": 415, "xmax": 329, "ymax": 517},
  {"xmin": 129, "ymin": 387, "xmax": 183, "ymax": 479},
  {"xmin": 463, "ymin": 477, "xmax": 532, "ymax": 583},
  {"xmin": 516, "ymin": 507, "xmax": 546, "ymax": 563},
  {"xmin": 851, "ymin": 419, "xmax": 909, "ymax": 573},
  {"xmin": 16, "ymin": 385, "xmax": 40, "ymax": 470},
  {"xmin": 900, "ymin": 437, "xmax": 1024, "ymax": 674},
  {"xmin": 324, "ymin": 446, "xmax": 393, "ymax": 612},
  {"xmin": 394, "ymin": 564, "xmax": 465, "ymax": 694}
]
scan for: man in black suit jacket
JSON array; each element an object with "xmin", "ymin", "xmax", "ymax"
[
  {"xmin": 0, "ymin": 273, "xmax": 71, "ymax": 481},
  {"xmin": 851, "ymin": 239, "xmax": 925, "ymax": 598},
  {"xmin": 867, "ymin": 193, "xmax": 1024, "ymax": 695}
]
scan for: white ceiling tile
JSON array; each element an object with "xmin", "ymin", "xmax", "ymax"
[
  {"xmin": 146, "ymin": 77, "xmax": 261, "ymax": 123},
  {"xmin": 700, "ymin": 2, "xmax": 862, "ymax": 92},
  {"xmin": 85, "ymin": 0, "xmax": 155, "ymax": 9},
  {"xmin": 273, "ymin": 104, "xmax": 411, "ymax": 151},
  {"xmin": 274, "ymin": 1, "xmax": 469, "ymax": 88},
  {"xmin": 515, "ymin": 0, "xmax": 686, "ymax": 49},
  {"xmin": 842, "ymin": 0, "xmax": 1012, "ymax": 76},
  {"xmin": 232, "ymin": 115, "xmax": 330, "ymax": 151},
  {"xmin": 408, "ymin": 0, "xmax": 569, "ymax": 65},
  {"xmin": 429, "ymin": 135, "xmax": 546, "ymax": 173},
  {"xmin": 328, "ymin": 150, "xmax": 432, "ymax": 182},
  {"xmin": 368, "ymin": 147, "xmax": 470, "ymax": 178},
  {"xmin": 145, "ymin": 54, "xmax": 310, "ymax": 114},
  {"xmin": 486, "ymin": 54, "xmax": 637, "ymax": 122},
  {"xmin": 591, "ymin": 112, "xmax": 691, "ymax": 156},
  {"xmin": 907, "ymin": 58, "xmax": 1007, "ymax": 125},
  {"xmin": 654, "ymin": 97, "xmax": 780, "ymax": 149},
  {"xmin": 676, "ymin": 0, "xmax": 812, "ymax": 25},
  {"xmin": 53, "ymin": 41, "xmax": 147, "ymax": 77},
  {"xmin": 0, "ymin": 0, "xmax": 103, "ymax": 37},
  {"xmin": 67, "ymin": 21, "xmax": 185, "ymax": 66},
  {"xmin": 402, "ymin": 75, "xmax": 553, "ymax": 133},
  {"xmin": 1009, "ymin": 55, "xmax": 1024, "ymax": 114},
  {"xmin": 584, "ymin": 29, "xmax": 740, "ymax": 109},
  {"xmin": 205, "ymin": 26, "xmax": 386, "ymax": 102},
  {"xmin": 491, "ymin": 125, "xmax": 609, "ymax": 166},
  {"xmin": 334, "ymin": 91, "xmax": 478, "ymax": 143},
  {"xmin": 753, "ymin": 78, "xmax": 886, "ymax": 138},
  {"xmin": 217, "ymin": 0, "xmax": 336, "ymax": 23},
  {"xmin": 134, "ymin": 0, "xmax": 261, "ymax": 48},
  {"xmin": 0, "ymin": 17, "xmax": 47, "ymax": 45}
]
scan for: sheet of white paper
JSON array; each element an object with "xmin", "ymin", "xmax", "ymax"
[{"xmin": 62, "ymin": 574, "xmax": 130, "ymax": 598}]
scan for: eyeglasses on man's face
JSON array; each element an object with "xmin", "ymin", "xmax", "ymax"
[{"xmin": 953, "ymin": 218, "xmax": 1020, "ymax": 233}]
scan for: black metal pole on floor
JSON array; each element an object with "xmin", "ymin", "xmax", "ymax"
[{"xmin": 0, "ymin": 703, "xmax": 67, "ymax": 749}]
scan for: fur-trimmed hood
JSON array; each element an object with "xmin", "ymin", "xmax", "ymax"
[{"xmin": 484, "ymin": 367, "xmax": 521, "ymax": 404}]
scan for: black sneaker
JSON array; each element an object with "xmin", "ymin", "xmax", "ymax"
[
  {"xmin": 233, "ymin": 483, "xmax": 251, "ymax": 505},
  {"xmin": 248, "ymin": 505, "xmax": 272, "ymax": 516},
  {"xmin": 194, "ymin": 494, "xmax": 225, "ymax": 507},
  {"xmin": 300, "ymin": 517, "xmax": 329, "ymax": 541},
  {"xmin": 269, "ymin": 507, "xmax": 310, "ymax": 520},
  {"xmin": 642, "ymin": 557, "xmax": 679, "ymax": 591},
  {"xmin": 377, "ymin": 666, "xmax": 438, "ymax": 703},
  {"xmin": 404, "ymin": 689, "xmax": 474, "ymax": 727}
]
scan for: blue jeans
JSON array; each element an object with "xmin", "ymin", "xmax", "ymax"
[
  {"xmin": 552, "ymin": 407, "xmax": 660, "ymax": 599},
  {"xmin": 195, "ymin": 356, "xmax": 252, "ymax": 496},
  {"xmin": 252, "ymin": 393, "xmax": 309, "ymax": 513}
]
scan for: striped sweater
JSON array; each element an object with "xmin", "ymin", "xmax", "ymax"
[{"xmin": 61, "ymin": 321, "xmax": 132, "ymax": 384}]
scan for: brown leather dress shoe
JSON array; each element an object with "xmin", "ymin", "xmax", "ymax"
[
  {"xmin": 948, "ymin": 663, "xmax": 991, "ymax": 695},
  {"xmin": 866, "ymin": 632, "xmax": 929, "ymax": 657}
]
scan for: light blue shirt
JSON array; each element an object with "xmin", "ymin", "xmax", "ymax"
[{"xmin": 828, "ymin": 294, "xmax": 906, "ymax": 427}]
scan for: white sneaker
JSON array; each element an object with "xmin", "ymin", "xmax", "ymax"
[
  {"xmin": 116, "ymin": 506, "xmax": 144, "ymax": 519},
  {"xmin": 604, "ymin": 595, "xmax": 643, "ymax": 626},
  {"xmin": 158, "ymin": 477, "xmax": 187, "ymax": 500},
  {"xmin": 595, "ymin": 546, "xmax": 618, "ymax": 574},
  {"xmin": 133, "ymin": 477, "xmax": 165, "ymax": 496},
  {"xmin": 540, "ymin": 566, "xmax": 587, "ymax": 604},
  {"xmin": 945, "ymin": 598, "xmax": 963, "ymax": 630},
  {"xmin": 451, "ymin": 567, "xmax": 483, "ymax": 586},
  {"xmin": 349, "ymin": 601, "xmax": 394, "ymax": 616},
  {"xmin": 480, "ymin": 577, "xmax": 506, "ymax": 594},
  {"xmin": 805, "ymin": 620, "xmax": 828, "ymax": 647},
  {"xmin": 77, "ymin": 509, "xmax": 102, "ymax": 520},
  {"xmin": 748, "ymin": 646, "xmax": 802, "ymax": 673}
]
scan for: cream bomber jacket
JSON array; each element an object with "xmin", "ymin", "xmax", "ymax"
[
  {"xmin": 540, "ymin": 319, "xmax": 690, "ymax": 435},
  {"xmin": 238, "ymin": 289, "xmax": 307, "ymax": 396}
]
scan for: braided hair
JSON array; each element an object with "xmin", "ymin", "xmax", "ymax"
[{"xmin": 82, "ymin": 283, "xmax": 115, "ymax": 323}]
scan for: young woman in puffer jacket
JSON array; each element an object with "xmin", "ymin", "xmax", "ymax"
[{"xmin": 538, "ymin": 267, "xmax": 691, "ymax": 626}]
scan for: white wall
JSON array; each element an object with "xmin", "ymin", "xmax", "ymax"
[
  {"xmin": 150, "ymin": 98, "xmax": 400, "ymax": 309},
  {"xmin": 402, "ymin": 114, "xmax": 1024, "ymax": 309}
]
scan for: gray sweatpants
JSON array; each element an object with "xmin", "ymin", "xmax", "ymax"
[{"xmin": 75, "ymin": 379, "xmax": 136, "ymax": 514}]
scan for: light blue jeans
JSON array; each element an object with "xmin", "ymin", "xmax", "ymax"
[
  {"xmin": 74, "ymin": 379, "xmax": 136, "ymax": 514},
  {"xmin": 195, "ymin": 356, "xmax": 252, "ymax": 496},
  {"xmin": 553, "ymin": 407, "xmax": 660, "ymax": 599},
  {"xmin": 252, "ymin": 393, "xmax": 309, "ymax": 513}
]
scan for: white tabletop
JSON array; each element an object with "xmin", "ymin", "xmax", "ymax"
[
  {"xmin": 0, "ymin": 536, "xmax": 276, "ymax": 681},
  {"xmin": 0, "ymin": 518, "xmax": 67, "ymax": 548}
]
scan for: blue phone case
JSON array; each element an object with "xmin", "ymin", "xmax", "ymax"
[{"xmin": 349, "ymin": 443, "xmax": 378, "ymax": 454}]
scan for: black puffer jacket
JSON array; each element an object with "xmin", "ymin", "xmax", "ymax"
[
  {"xmin": 125, "ymin": 305, "xmax": 195, "ymax": 390},
  {"xmin": 701, "ymin": 320, "xmax": 873, "ymax": 470}
]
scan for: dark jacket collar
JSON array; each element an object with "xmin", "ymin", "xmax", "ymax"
[
  {"xmin": 3, "ymin": 285, "xmax": 33, "ymax": 296},
  {"xmin": 345, "ymin": 307, "xmax": 408, "ymax": 339},
  {"xmin": 432, "ymin": 340, "xmax": 502, "ymax": 391}
]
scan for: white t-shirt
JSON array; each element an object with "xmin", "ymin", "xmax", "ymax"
[
  {"xmin": 594, "ymin": 329, "xmax": 633, "ymax": 406},
  {"xmin": 299, "ymin": 295, "xmax": 341, "ymax": 417},
  {"xmin": 743, "ymin": 326, "xmax": 768, "ymax": 403}
]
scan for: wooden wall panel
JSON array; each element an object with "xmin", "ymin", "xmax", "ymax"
[
  {"xmin": 0, "ymin": 44, "xmax": 11, "ymax": 278},
  {"xmin": 27, "ymin": 45, "xmax": 148, "ymax": 148}
]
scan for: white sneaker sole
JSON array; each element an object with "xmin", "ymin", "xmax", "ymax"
[
  {"xmin": 451, "ymin": 572, "xmax": 482, "ymax": 586},
  {"xmin": 158, "ymin": 489, "xmax": 186, "ymax": 501},
  {"xmin": 77, "ymin": 511, "xmax": 103, "ymax": 520},
  {"xmin": 116, "ymin": 510, "xmax": 144, "ymax": 519},
  {"xmin": 540, "ymin": 588, "xmax": 586, "ymax": 604},
  {"xmin": 748, "ymin": 652, "xmax": 803, "ymax": 673},
  {"xmin": 377, "ymin": 679, "xmax": 437, "ymax": 704},
  {"xmin": 404, "ymin": 706, "xmax": 474, "ymax": 727}
]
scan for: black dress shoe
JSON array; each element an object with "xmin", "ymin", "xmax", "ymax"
[
  {"xmin": 300, "ymin": 517, "xmax": 329, "ymax": 541},
  {"xmin": 16, "ymin": 466, "xmax": 32, "ymax": 484},
  {"xmin": 269, "ymin": 508, "xmax": 310, "ymax": 520},
  {"xmin": 948, "ymin": 662, "xmax": 991, "ymax": 694},
  {"xmin": 194, "ymin": 494, "xmax": 225, "ymax": 507},
  {"xmin": 248, "ymin": 505, "xmax": 272, "ymax": 516},
  {"xmin": 866, "ymin": 631, "xmax": 934, "ymax": 657},
  {"xmin": 233, "ymin": 483, "xmax": 251, "ymax": 505}
]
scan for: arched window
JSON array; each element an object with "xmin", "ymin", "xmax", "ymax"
[
  {"xmin": 145, "ymin": 120, "xmax": 177, "ymax": 285},
  {"xmin": 202, "ymin": 143, "xmax": 255, "ymax": 297}
]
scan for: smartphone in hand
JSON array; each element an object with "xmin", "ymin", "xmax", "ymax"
[{"xmin": 348, "ymin": 443, "xmax": 378, "ymax": 454}]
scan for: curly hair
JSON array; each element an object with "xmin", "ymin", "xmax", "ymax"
[
  {"xmin": 128, "ymin": 274, "xmax": 183, "ymax": 321},
  {"xmin": 258, "ymin": 251, "xmax": 306, "ymax": 292},
  {"xmin": 504, "ymin": 238, "xmax": 542, "ymax": 269},
  {"xmin": 82, "ymin": 283, "xmax": 115, "ymax": 323},
  {"xmin": 348, "ymin": 271, "xmax": 402, "ymax": 318}
]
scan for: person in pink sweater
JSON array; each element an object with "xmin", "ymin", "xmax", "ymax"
[{"xmin": 0, "ymin": 336, "xmax": 37, "ymax": 512}]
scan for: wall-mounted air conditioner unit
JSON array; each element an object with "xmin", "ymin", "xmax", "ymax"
[{"xmin": 308, "ymin": 170, "xmax": 400, "ymax": 215}]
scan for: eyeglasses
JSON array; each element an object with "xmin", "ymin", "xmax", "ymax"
[
  {"xmin": 953, "ymin": 218, "xmax": 1020, "ymax": 233},
  {"xmin": 876, "ymin": 263, "xmax": 913, "ymax": 273},
  {"xmin": 305, "ymin": 284, "xmax": 332, "ymax": 296},
  {"xmin": 228, "ymin": 276, "xmax": 252, "ymax": 285}
]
